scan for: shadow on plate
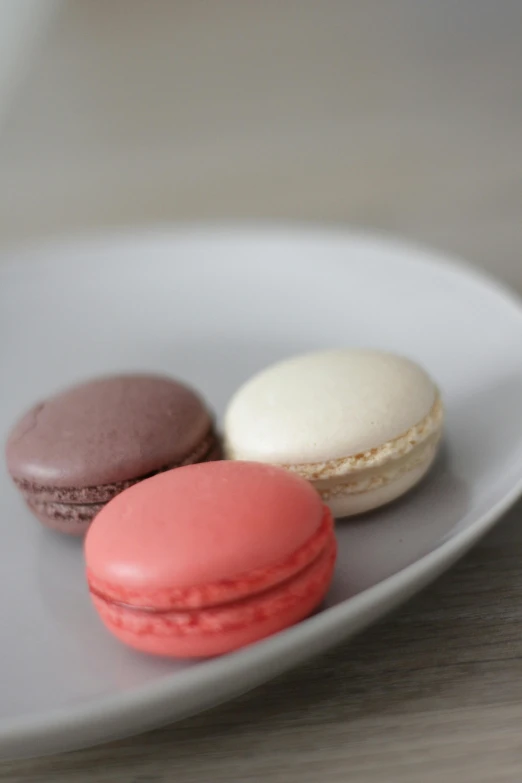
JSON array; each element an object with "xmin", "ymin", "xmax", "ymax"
[{"xmin": 325, "ymin": 444, "xmax": 470, "ymax": 604}]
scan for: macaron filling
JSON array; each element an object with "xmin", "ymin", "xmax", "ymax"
[
  {"xmin": 89, "ymin": 516, "xmax": 336, "ymax": 637},
  {"xmin": 277, "ymin": 398, "xmax": 442, "ymax": 511},
  {"xmin": 27, "ymin": 498, "xmax": 105, "ymax": 525},
  {"xmin": 88, "ymin": 505, "xmax": 334, "ymax": 613},
  {"xmin": 14, "ymin": 426, "xmax": 221, "ymax": 506},
  {"xmin": 276, "ymin": 395, "xmax": 443, "ymax": 482},
  {"xmin": 314, "ymin": 431, "xmax": 441, "ymax": 501}
]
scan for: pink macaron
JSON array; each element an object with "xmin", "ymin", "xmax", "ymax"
[{"xmin": 85, "ymin": 461, "xmax": 336, "ymax": 658}]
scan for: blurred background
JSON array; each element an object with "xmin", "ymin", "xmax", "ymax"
[{"xmin": 0, "ymin": 0, "xmax": 520, "ymax": 290}]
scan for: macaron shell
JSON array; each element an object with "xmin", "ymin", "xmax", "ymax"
[
  {"xmin": 14, "ymin": 434, "xmax": 221, "ymax": 538},
  {"xmin": 6, "ymin": 374, "xmax": 213, "ymax": 487},
  {"xmin": 92, "ymin": 536, "xmax": 336, "ymax": 658},
  {"xmin": 12, "ymin": 430, "xmax": 221, "ymax": 505},
  {"xmin": 85, "ymin": 461, "xmax": 326, "ymax": 605},
  {"xmin": 326, "ymin": 447, "xmax": 437, "ymax": 518},
  {"xmin": 24, "ymin": 499, "xmax": 100, "ymax": 536},
  {"xmin": 225, "ymin": 350, "xmax": 437, "ymax": 464},
  {"xmin": 89, "ymin": 505, "xmax": 333, "ymax": 611}
]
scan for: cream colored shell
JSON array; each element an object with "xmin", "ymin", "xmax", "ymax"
[{"xmin": 225, "ymin": 350, "xmax": 439, "ymax": 465}]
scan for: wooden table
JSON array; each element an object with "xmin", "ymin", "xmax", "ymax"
[{"xmin": 1, "ymin": 2, "xmax": 522, "ymax": 780}]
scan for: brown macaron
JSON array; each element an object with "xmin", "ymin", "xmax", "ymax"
[{"xmin": 5, "ymin": 374, "xmax": 221, "ymax": 535}]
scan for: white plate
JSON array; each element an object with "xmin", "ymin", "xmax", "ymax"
[{"xmin": 1, "ymin": 226, "xmax": 522, "ymax": 760}]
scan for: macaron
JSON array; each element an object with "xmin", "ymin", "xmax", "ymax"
[
  {"xmin": 5, "ymin": 374, "xmax": 221, "ymax": 535},
  {"xmin": 224, "ymin": 349, "xmax": 444, "ymax": 517},
  {"xmin": 85, "ymin": 461, "xmax": 336, "ymax": 658}
]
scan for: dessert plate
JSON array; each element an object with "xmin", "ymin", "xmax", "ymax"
[{"xmin": 1, "ymin": 226, "xmax": 522, "ymax": 760}]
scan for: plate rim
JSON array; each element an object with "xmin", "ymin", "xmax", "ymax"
[
  {"xmin": 2, "ymin": 221, "xmax": 522, "ymax": 319},
  {"xmin": 2, "ymin": 223, "xmax": 522, "ymax": 759}
]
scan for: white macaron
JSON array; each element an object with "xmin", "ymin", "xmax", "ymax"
[{"xmin": 224, "ymin": 349, "xmax": 443, "ymax": 517}]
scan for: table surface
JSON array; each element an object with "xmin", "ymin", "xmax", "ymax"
[{"xmin": 1, "ymin": 1, "xmax": 522, "ymax": 780}]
